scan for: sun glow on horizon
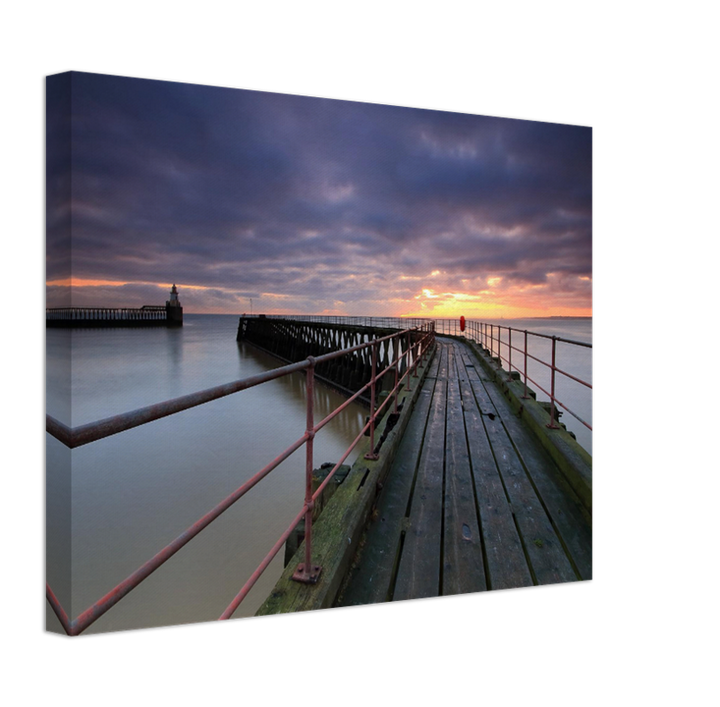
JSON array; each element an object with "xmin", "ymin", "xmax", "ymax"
[
  {"xmin": 46, "ymin": 276, "xmax": 591, "ymax": 319},
  {"xmin": 47, "ymin": 277, "xmax": 129, "ymax": 288},
  {"xmin": 399, "ymin": 283, "xmax": 591, "ymax": 319},
  {"xmin": 46, "ymin": 277, "xmax": 213, "ymax": 292}
]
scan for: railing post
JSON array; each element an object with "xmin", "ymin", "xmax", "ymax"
[
  {"xmin": 364, "ymin": 342, "xmax": 380, "ymax": 460},
  {"xmin": 412, "ymin": 334, "xmax": 419, "ymax": 378},
  {"xmin": 546, "ymin": 336, "xmax": 560, "ymax": 429},
  {"xmin": 292, "ymin": 358, "xmax": 322, "ymax": 584},
  {"xmin": 506, "ymin": 328, "xmax": 513, "ymax": 381},
  {"xmin": 405, "ymin": 331, "xmax": 413, "ymax": 393},
  {"xmin": 393, "ymin": 334, "xmax": 399, "ymax": 415},
  {"xmin": 521, "ymin": 330, "xmax": 530, "ymax": 399}
]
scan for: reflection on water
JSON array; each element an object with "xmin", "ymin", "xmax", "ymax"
[{"xmin": 46, "ymin": 315, "xmax": 365, "ymax": 633}]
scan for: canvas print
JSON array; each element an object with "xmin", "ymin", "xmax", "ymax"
[{"xmin": 46, "ymin": 72, "xmax": 592, "ymax": 635}]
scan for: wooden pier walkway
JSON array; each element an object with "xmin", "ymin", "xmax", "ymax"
[{"xmin": 337, "ymin": 337, "xmax": 592, "ymax": 605}]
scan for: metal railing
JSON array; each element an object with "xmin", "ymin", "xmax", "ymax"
[
  {"xmin": 433, "ymin": 318, "xmax": 592, "ymax": 432},
  {"xmin": 46, "ymin": 322, "xmax": 435, "ymax": 635},
  {"xmin": 47, "ymin": 306, "xmax": 169, "ymax": 322},
  {"xmin": 249, "ymin": 314, "xmax": 432, "ymax": 329}
]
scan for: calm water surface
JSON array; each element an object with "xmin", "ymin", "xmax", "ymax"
[{"xmin": 46, "ymin": 314, "xmax": 366, "ymax": 633}]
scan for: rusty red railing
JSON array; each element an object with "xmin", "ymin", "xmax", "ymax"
[
  {"xmin": 433, "ymin": 318, "xmax": 592, "ymax": 432},
  {"xmin": 46, "ymin": 322, "xmax": 435, "ymax": 635}
]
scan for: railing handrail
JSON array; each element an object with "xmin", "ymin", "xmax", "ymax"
[
  {"xmin": 243, "ymin": 314, "xmax": 433, "ymax": 329},
  {"xmin": 46, "ymin": 320, "xmax": 435, "ymax": 635}
]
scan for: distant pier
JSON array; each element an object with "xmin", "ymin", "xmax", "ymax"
[
  {"xmin": 46, "ymin": 284, "xmax": 183, "ymax": 328},
  {"xmin": 237, "ymin": 315, "xmax": 417, "ymax": 404}
]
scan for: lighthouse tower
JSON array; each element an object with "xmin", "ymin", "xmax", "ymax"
[{"xmin": 165, "ymin": 283, "xmax": 183, "ymax": 326}]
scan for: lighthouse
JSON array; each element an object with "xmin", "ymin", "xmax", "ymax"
[{"xmin": 165, "ymin": 283, "xmax": 183, "ymax": 326}]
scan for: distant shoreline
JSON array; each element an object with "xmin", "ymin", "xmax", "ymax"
[{"xmin": 182, "ymin": 313, "xmax": 593, "ymax": 320}]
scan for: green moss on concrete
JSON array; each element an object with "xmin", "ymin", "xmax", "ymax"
[{"xmin": 256, "ymin": 345, "xmax": 437, "ymax": 616}]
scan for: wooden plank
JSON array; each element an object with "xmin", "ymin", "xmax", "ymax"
[
  {"xmin": 458, "ymin": 375, "xmax": 533, "ymax": 590},
  {"xmin": 436, "ymin": 341, "xmax": 449, "ymax": 380},
  {"xmin": 442, "ymin": 376, "xmax": 487, "ymax": 595},
  {"xmin": 425, "ymin": 342, "xmax": 442, "ymax": 379},
  {"xmin": 459, "ymin": 350, "xmax": 473, "ymax": 370},
  {"xmin": 463, "ymin": 362, "xmax": 495, "ymax": 409},
  {"xmin": 464, "ymin": 346, "xmax": 594, "ymax": 583},
  {"xmin": 338, "ymin": 377, "xmax": 437, "ymax": 606},
  {"xmin": 463, "ymin": 357, "xmax": 578, "ymax": 586},
  {"xmin": 475, "ymin": 368, "xmax": 592, "ymax": 580},
  {"xmin": 443, "ymin": 341, "xmax": 454, "ymax": 380},
  {"xmin": 393, "ymin": 379, "xmax": 447, "ymax": 600}
]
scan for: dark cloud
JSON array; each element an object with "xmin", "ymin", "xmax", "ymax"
[{"xmin": 46, "ymin": 72, "xmax": 592, "ymax": 314}]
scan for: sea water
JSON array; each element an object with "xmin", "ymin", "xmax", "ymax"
[{"xmin": 46, "ymin": 314, "xmax": 366, "ymax": 633}]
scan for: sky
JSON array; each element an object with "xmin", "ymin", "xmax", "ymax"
[{"xmin": 46, "ymin": 72, "xmax": 592, "ymax": 318}]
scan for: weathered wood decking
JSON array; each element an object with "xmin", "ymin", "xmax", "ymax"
[{"xmin": 337, "ymin": 337, "xmax": 592, "ymax": 606}]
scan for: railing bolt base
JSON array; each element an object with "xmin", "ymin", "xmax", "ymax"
[
  {"xmin": 292, "ymin": 563, "xmax": 322, "ymax": 584},
  {"xmin": 364, "ymin": 451, "xmax": 379, "ymax": 461},
  {"xmin": 546, "ymin": 422, "xmax": 560, "ymax": 430}
]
